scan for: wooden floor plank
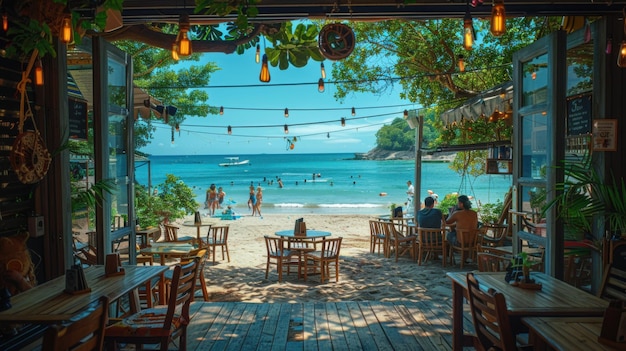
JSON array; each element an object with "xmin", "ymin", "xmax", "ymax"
[
  {"xmin": 359, "ymin": 301, "xmax": 394, "ymax": 351},
  {"xmin": 256, "ymin": 303, "xmax": 282, "ymax": 351},
  {"xmin": 240, "ymin": 303, "xmax": 269, "ymax": 351},
  {"xmin": 412, "ymin": 300, "xmax": 454, "ymax": 350},
  {"xmin": 372, "ymin": 301, "xmax": 419, "ymax": 351},
  {"xmin": 314, "ymin": 302, "xmax": 333, "ymax": 350},
  {"xmin": 302, "ymin": 302, "xmax": 319, "ymax": 351},
  {"xmin": 188, "ymin": 302, "xmax": 226, "ymax": 349},
  {"xmin": 345, "ymin": 301, "xmax": 380, "ymax": 351},
  {"xmin": 222, "ymin": 303, "xmax": 258, "ymax": 351},
  {"xmin": 391, "ymin": 302, "xmax": 433, "ymax": 351},
  {"xmin": 334, "ymin": 302, "xmax": 364, "ymax": 351},
  {"xmin": 205, "ymin": 303, "xmax": 248, "ymax": 351},
  {"xmin": 325, "ymin": 302, "xmax": 350, "ymax": 351},
  {"xmin": 283, "ymin": 303, "xmax": 302, "ymax": 351}
]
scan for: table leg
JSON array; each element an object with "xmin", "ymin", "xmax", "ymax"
[
  {"xmin": 451, "ymin": 279, "xmax": 464, "ymax": 351},
  {"xmin": 158, "ymin": 271, "xmax": 166, "ymax": 305},
  {"xmin": 197, "ymin": 226, "xmax": 202, "ymax": 248}
]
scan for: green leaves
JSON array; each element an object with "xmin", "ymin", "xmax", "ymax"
[{"xmin": 265, "ymin": 22, "xmax": 324, "ymax": 70}]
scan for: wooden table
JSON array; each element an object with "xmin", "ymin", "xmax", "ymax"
[
  {"xmin": 182, "ymin": 220, "xmax": 216, "ymax": 248},
  {"xmin": 447, "ymin": 271, "xmax": 608, "ymax": 351},
  {"xmin": 0, "ymin": 265, "xmax": 167, "ymax": 324},
  {"xmin": 136, "ymin": 226, "xmax": 160, "ymax": 248},
  {"xmin": 140, "ymin": 242, "xmax": 195, "ymax": 266},
  {"xmin": 523, "ymin": 316, "xmax": 616, "ymax": 351}
]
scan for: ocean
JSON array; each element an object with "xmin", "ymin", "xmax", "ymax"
[{"xmin": 135, "ymin": 153, "xmax": 512, "ymax": 215}]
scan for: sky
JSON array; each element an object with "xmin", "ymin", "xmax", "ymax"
[{"xmin": 139, "ymin": 46, "xmax": 418, "ymax": 156}]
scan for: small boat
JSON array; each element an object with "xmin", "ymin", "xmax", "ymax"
[{"xmin": 218, "ymin": 157, "xmax": 250, "ymax": 167}]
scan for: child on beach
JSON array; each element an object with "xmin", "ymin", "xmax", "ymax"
[{"xmin": 217, "ymin": 187, "xmax": 226, "ymax": 208}]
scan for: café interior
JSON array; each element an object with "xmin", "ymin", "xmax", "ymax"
[{"xmin": 1, "ymin": 0, "xmax": 626, "ymax": 350}]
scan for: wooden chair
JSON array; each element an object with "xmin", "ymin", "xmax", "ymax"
[
  {"xmin": 369, "ymin": 220, "xmax": 388, "ymax": 256},
  {"xmin": 303, "ymin": 237, "xmax": 342, "ymax": 283},
  {"xmin": 163, "ymin": 223, "xmax": 196, "ymax": 245},
  {"xmin": 42, "ymin": 296, "xmax": 109, "ymax": 351},
  {"xmin": 105, "ymin": 259, "xmax": 198, "ymax": 351},
  {"xmin": 477, "ymin": 252, "xmax": 509, "ymax": 272},
  {"xmin": 466, "ymin": 272, "xmax": 518, "ymax": 351},
  {"xmin": 264, "ymin": 236, "xmax": 295, "ymax": 282},
  {"xmin": 598, "ymin": 264, "xmax": 626, "ymax": 302},
  {"xmin": 416, "ymin": 227, "xmax": 447, "ymax": 266},
  {"xmin": 389, "ymin": 222, "xmax": 416, "ymax": 262},
  {"xmin": 163, "ymin": 248, "xmax": 210, "ymax": 302},
  {"xmin": 206, "ymin": 225, "xmax": 230, "ymax": 265},
  {"xmin": 449, "ymin": 228, "xmax": 479, "ymax": 269}
]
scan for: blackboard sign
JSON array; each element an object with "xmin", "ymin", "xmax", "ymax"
[
  {"xmin": 567, "ymin": 94, "xmax": 592, "ymax": 136},
  {"xmin": 69, "ymin": 98, "xmax": 88, "ymax": 140}
]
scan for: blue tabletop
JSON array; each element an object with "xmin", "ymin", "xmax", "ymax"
[{"xmin": 275, "ymin": 229, "xmax": 331, "ymax": 238}]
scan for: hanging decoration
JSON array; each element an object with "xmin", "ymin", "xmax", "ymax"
[
  {"xmin": 318, "ymin": 23, "xmax": 356, "ymax": 60},
  {"xmin": 10, "ymin": 49, "xmax": 51, "ymax": 184}
]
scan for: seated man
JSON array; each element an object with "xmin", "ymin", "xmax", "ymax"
[
  {"xmin": 445, "ymin": 195, "xmax": 478, "ymax": 246},
  {"xmin": 417, "ymin": 196, "xmax": 444, "ymax": 243}
]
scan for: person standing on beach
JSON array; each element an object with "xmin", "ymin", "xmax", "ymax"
[
  {"xmin": 445, "ymin": 195, "xmax": 478, "ymax": 246},
  {"xmin": 406, "ymin": 180, "xmax": 415, "ymax": 212},
  {"xmin": 428, "ymin": 189, "xmax": 439, "ymax": 205},
  {"xmin": 248, "ymin": 185, "xmax": 257, "ymax": 213},
  {"xmin": 217, "ymin": 186, "xmax": 226, "ymax": 209},
  {"xmin": 254, "ymin": 186, "xmax": 263, "ymax": 216},
  {"xmin": 207, "ymin": 184, "xmax": 218, "ymax": 216}
]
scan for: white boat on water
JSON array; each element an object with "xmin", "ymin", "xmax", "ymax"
[{"xmin": 219, "ymin": 157, "xmax": 250, "ymax": 167}]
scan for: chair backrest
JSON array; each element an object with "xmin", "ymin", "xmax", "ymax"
[
  {"xmin": 598, "ymin": 264, "xmax": 626, "ymax": 302},
  {"xmin": 165, "ymin": 259, "xmax": 198, "ymax": 329},
  {"xmin": 417, "ymin": 227, "xmax": 445, "ymax": 247},
  {"xmin": 456, "ymin": 228, "xmax": 479, "ymax": 248},
  {"xmin": 477, "ymin": 252, "xmax": 509, "ymax": 272},
  {"xmin": 207, "ymin": 225, "xmax": 229, "ymax": 244},
  {"xmin": 163, "ymin": 224, "xmax": 179, "ymax": 241},
  {"xmin": 466, "ymin": 273, "xmax": 517, "ymax": 351},
  {"xmin": 264, "ymin": 236, "xmax": 287, "ymax": 258},
  {"xmin": 42, "ymin": 295, "xmax": 109, "ymax": 351},
  {"xmin": 369, "ymin": 220, "xmax": 385, "ymax": 236},
  {"xmin": 321, "ymin": 237, "xmax": 342, "ymax": 259}
]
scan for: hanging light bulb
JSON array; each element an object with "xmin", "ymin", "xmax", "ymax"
[
  {"xmin": 293, "ymin": 136, "xmax": 297, "ymax": 142},
  {"xmin": 531, "ymin": 71, "xmax": 537, "ymax": 80},
  {"xmin": 618, "ymin": 40, "xmax": 626, "ymax": 68},
  {"xmin": 458, "ymin": 55, "xmax": 465, "ymax": 72},
  {"xmin": 171, "ymin": 42, "xmax": 179, "ymax": 61},
  {"xmin": 175, "ymin": 123, "xmax": 180, "ymax": 132},
  {"xmin": 177, "ymin": 14, "xmax": 192, "ymax": 57},
  {"xmin": 463, "ymin": 9, "xmax": 474, "ymax": 51},
  {"xmin": 219, "ymin": 106, "xmax": 224, "ymax": 115},
  {"xmin": 227, "ymin": 125, "xmax": 232, "ymax": 135},
  {"xmin": 327, "ymin": 132, "xmax": 330, "ymax": 138},
  {"xmin": 490, "ymin": 0, "xmax": 506, "ymax": 37},
  {"xmin": 34, "ymin": 58, "xmax": 44, "ymax": 86},
  {"xmin": 403, "ymin": 110, "xmax": 408, "ymax": 118},
  {"xmin": 284, "ymin": 108, "xmax": 289, "ymax": 118},
  {"xmin": 284, "ymin": 124, "xmax": 289, "ymax": 134},
  {"xmin": 351, "ymin": 107, "xmax": 356, "ymax": 116},
  {"xmin": 259, "ymin": 54, "xmax": 270, "ymax": 82},
  {"xmin": 320, "ymin": 62, "xmax": 326, "ymax": 79},
  {"xmin": 2, "ymin": 12, "xmax": 8, "ymax": 32},
  {"xmin": 341, "ymin": 117, "xmax": 345, "ymax": 127},
  {"xmin": 255, "ymin": 44, "xmax": 260, "ymax": 63},
  {"xmin": 61, "ymin": 15, "xmax": 72, "ymax": 44},
  {"xmin": 318, "ymin": 78, "xmax": 325, "ymax": 93}
]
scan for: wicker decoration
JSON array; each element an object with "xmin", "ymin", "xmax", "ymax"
[
  {"xmin": 318, "ymin": 23, "xmax": 355, "ymax": 60},
  {"xmin": 18, "ymin": 0, "xmax": 67, "ymax": 38}
]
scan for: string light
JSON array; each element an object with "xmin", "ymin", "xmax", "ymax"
[
  {"xmin": 284, "ymin": 124, "xmax": 289, "ymax": 134},
  {"xmin": 351, "ymin": 107, "xmax": 356, "ymax": 116},
  {"xmin": 219, "ymin": 106, "xmax": 224, "ymax": 115},
  {"xmin": 403, "ymin": 110, "xmax": 408, "ymax": 118},
  {"xmin": 458, "ymin": 55, "xmax": 465, "ymax": 72},
  {"xmin": 618, "ymin": 10, "xmax": 626, "ymax": 68},
  {"xmin": 259, "ymin": 54, "xmax": 270, "ymax": 82},
  {"xmin": 2, "ymin": 12, "xmax": 7, "ymax": 32},
  {"xmin": 341, "ymin": 117, "xmax": 345, "ymax": 127},
  {"xmin": 463, "ymin": 5, "xmax": 474, "ymax": 51},
  {"xmin": 255, "ymin": 44, "xmax": 260, "ymax": 63},
  {"xmin": 177, "ymin": 14, "xmax": 192, "ymax": 57},
  {"xmin": 490, "ymin": 0, "xmax": 506, "ymax": 37},
  {"xmin": 318, "ymin": 78, "xmax": 325, "ymax": 93},
  {"xmin": 284, "ymin": 108, "xmax": 289, "ymax": 118},
  {"xmin": 227, "ymin": 125, "xmax": 232, "ymax": 135},
  {"xmin": 61, "ymin": 15, "xmax": 72, "ymax": 44},
  {"xmin": 171, "ymin": 43, "xmax": 179, "ymax": 61},
  {"xmin": 34, "ymin": 58, "xmax": 44, "ymax": 86},
  {"xmin": 327, "ymin": 132, "xmax": 330, "ymax": 138},
  {"xmin": 320, "ymin": 62, "xmax": 326, "ymax": 79}
]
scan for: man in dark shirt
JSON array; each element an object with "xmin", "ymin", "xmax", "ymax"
[{"xmin": 417, "ymin": 196, "xmax": 443, "ymax": 229}]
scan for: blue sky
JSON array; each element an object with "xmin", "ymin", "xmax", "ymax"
[{"xmin": 140, "ymin": 47, "xmax": 418, "ymax": 156}]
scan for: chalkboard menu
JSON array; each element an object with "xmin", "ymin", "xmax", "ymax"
[
  {"xmin": 567, "ymin": 94, "xmax": 592, "ymax": 136},
  {"xmin": 69, "ymin": 98, "xmax": 88, "ymax": 140}
]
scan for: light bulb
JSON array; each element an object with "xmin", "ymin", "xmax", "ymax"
[
  {"xmin": 171, "ymin": 43, "xmax": 179, "ymax": 61},
  {"xmin": 341, "ymin": 118, "xmax": 345, "ymax": 127},
  {"xmin": 35, "ymin": 60, "xmax": 44, "ymax": 86},
  {"xmin": 618, "ymin": 41, "xmax": 626, "ymax": 68},
  {"xmin": 61, "ymin": 16, "xmax": 72, "ymax": 43},
  {"xmin": 219, "ymin": 106, "xmax": 224, "ymax": 115},
  {"xmin": 284, "ymin": 124, "xmax": 289, "ymax": 134},
  {"xmin": 284, "ymin": 108, "xmax": 289, "ymax": 118},
  {"xmin": 351, "ymin": 107, "xmax": 356, "ymax": 116},
  {"xmin": 255, "ymin": 44, "xmax": 260, "ymax": 63},
  {"xmin": 178, "ymin": 31, "xmax": 191, "ymax": 57},
  {"xmin": 2, "ymin": 12, "xmax": 8, "ymax": 32},
  {"xmin": 403, "ymin": 110, "xmax": 408, "ymax": 118},
  {"xmin": 318, "ymin": 78, "xmax": 325, "ymax": 93},
  {"xmin": 259, "ymin": 54, "xmax": 270, "ymax": 82},
  {"xmin": 463, "ymin": 15, "xmax": 474, "ymax": 51},
  {"xmin": 227, "ymin": 126, "xmax": 232, "ymax": 135},
  {"xmin": 320, "ymin": 62, "xmax": 326, "ymax": 79},
  {"xmin": 490, "ymin": 1, "xmax": 506, "ymax": 37},
  {"xmin": 458, "ymin": 55, "xmax": 465, "ymax": 72}
]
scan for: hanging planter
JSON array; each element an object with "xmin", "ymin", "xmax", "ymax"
[{"xmin": 318, "ymin": 23, "xmax": 355, "ymax": 60}]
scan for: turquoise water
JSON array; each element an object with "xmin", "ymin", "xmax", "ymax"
[{"xmin": 135, "ymin": 153, "xmax": 512, "ymax": 215}]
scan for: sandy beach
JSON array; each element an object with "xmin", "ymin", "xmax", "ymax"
[{"xmin": 167, "ymin": 213, "xmax": 469, "ymax": 305}]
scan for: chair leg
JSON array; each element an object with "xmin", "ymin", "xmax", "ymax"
[
  {"xmin": 225, "ymin": 244, "xmax": 230, "ymax": 262},
  {"xmin": 199, "ymin": 274, "xmax": 209, "ymax": 301},
  {"xmin": 265, "ymin": 258, "xmax": 270, "ymax": 279},
  {"xmin": 277, "ymin": 257, "xmax": 283, "ymax": 282}
]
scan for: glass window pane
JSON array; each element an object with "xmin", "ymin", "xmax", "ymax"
[
  {"xmin": 566, "ymin": 42, "xmax": 593, "ymax": 97},
  {"xmin": 521, "ymin": 112, "xmax": 548, "ymax": 179},
  {"xmin": 521, "ymin": 53, "xmax": 548, "ymax": 106},
  {"xmin": 108, "ymin": 53, "xmax": 130, "ymax": 231}
]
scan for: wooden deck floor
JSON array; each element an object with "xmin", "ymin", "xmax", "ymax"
[{"xmin": 186, "ymin": 300, "xmax": 468, "ymax": 351}]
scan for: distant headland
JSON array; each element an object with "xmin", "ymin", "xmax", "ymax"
[{"xmin": 353, "ymin": 147, "xmax": 456, "ymax": 162}]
